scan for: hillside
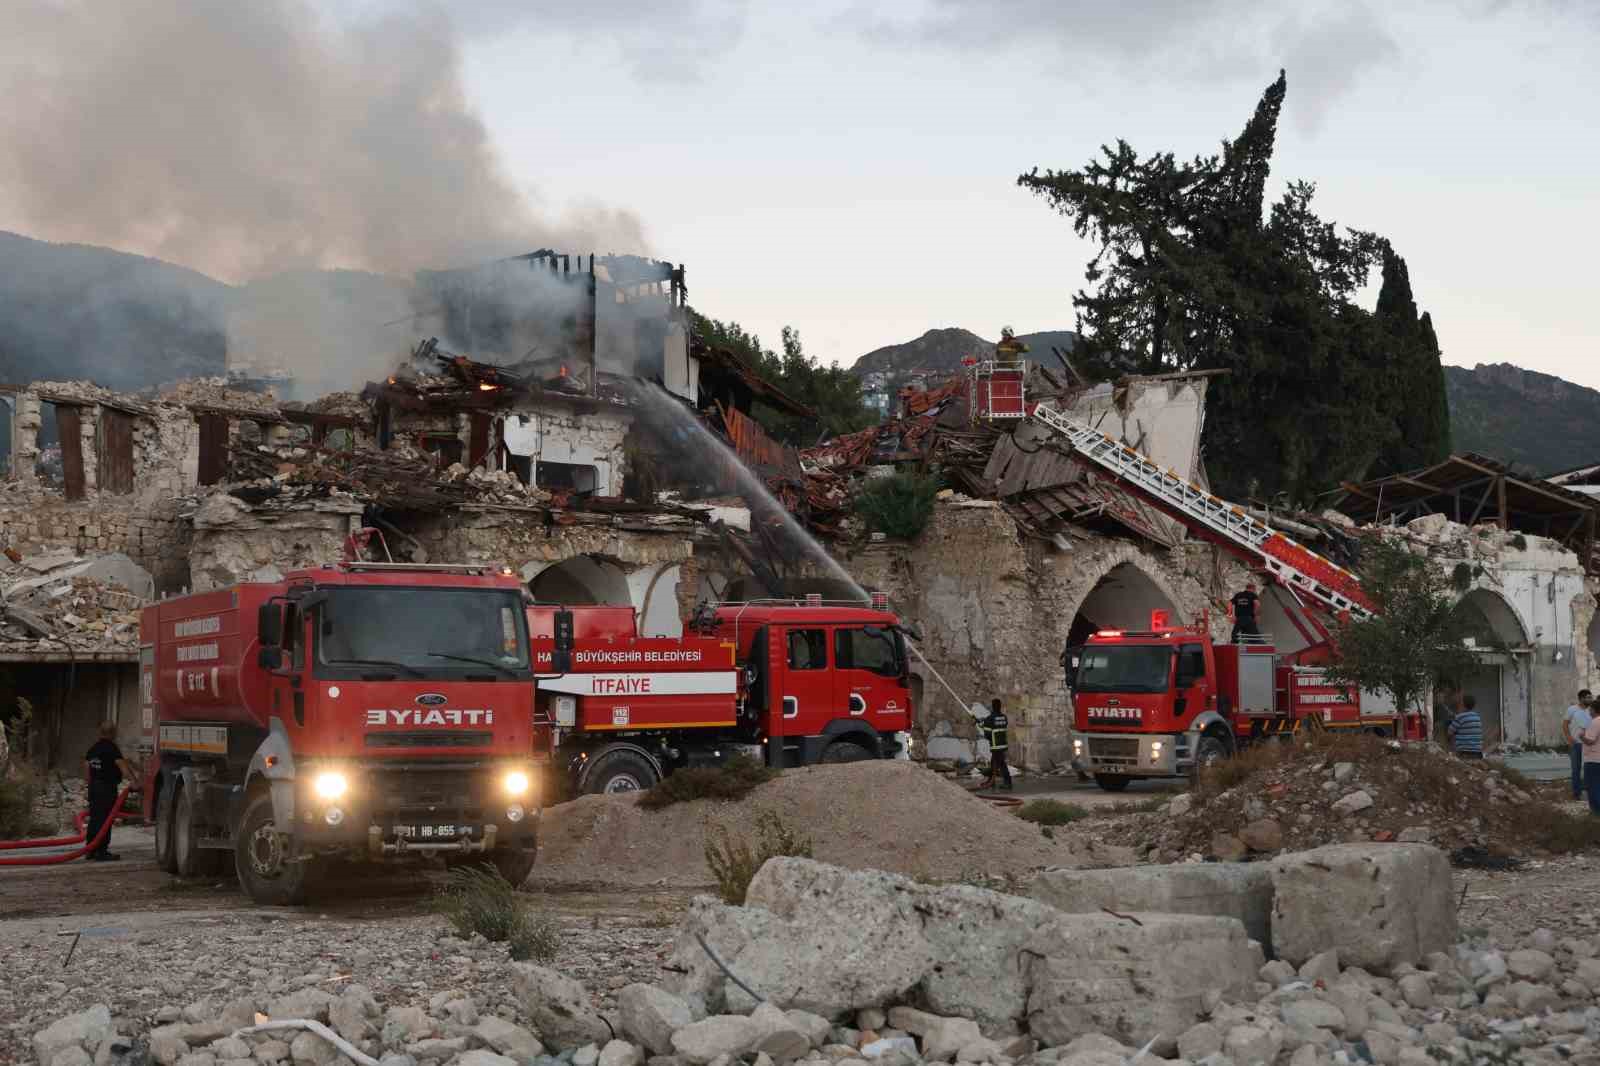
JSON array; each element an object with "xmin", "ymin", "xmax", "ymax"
[
  {"xmin": 1445, "ymin": 363, "xmax": 1600, "ymax": 475},
  {"xmin": 848, "ymin": 327, "xmax": 1078, "ymax": 379},
  {"xmin": 0, "ymin": 231, "xmax": 230, "ymax": 389}
]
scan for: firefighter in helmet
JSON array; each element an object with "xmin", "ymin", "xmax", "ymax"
[{"xmin": 980, "ymin": 698, "xmax": 1013, "ymax": 791}]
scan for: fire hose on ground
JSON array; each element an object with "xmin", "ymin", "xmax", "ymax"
[
  {"xmin": 903, "ymin": 639, "xmax": 1018, "ymax": 805},
  {"xmin": 0, "ymin": 785, "xmax": 135, "ymax": 864}
]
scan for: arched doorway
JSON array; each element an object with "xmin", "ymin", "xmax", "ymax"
[
  {"xmin": 528, "ymin": 555, "xmax": 632, "ymax": 606},
  {"xmin": 1450, "ymin": 588, "xmax": 1532, "ymax": 746},
  {"xmin": 1065, "ymin": 561, "xmax": 1180, "ymax": 648}
]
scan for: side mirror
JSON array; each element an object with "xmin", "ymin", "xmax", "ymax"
[
  {"xmin": 258, "ymin": 646, "xmax": 283, "ymax": 671},
  {"xmin": 258, "ymin": 603, "xmax": 283, "ymax": 647},
  {"xmin": 553, "ymin": 609, "xmax": 574, "ymax": 673}
]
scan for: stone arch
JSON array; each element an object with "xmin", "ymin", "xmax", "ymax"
[
  {"xmin": 1450, "ymin": 586, "xmax": 1533, "ymax": 747},
  {"xmin": 527, "ymin": 554, "xmax": 631, "ymax": 606},
  {"xmin": 1062, "ymin": 553, "xmax": 1184, "ymax": 650}
]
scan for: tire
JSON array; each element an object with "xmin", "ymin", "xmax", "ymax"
[
  {"xmin": 583, "ymin": 750, "xmax": 659, "ymax": 795},
  {"xmin": 820, "ymin": 739, "xmax": 873, "ymax": 764},
  {"xmin": 234, "ymin": 791, "xmax": 315, "ymax": 906},
  {"xmin": 153, "ymin": 776, "xmax": 178, "ymax": 874},
  {"xmin": 1195, "ymin": 734, "xmax": 1230, "ymax": 769},
  {"xmin": 490, "ymin": 845, "xmax": 538, "ymax": 887},
  {"xmin": 1093, "ymin": 774, "xmax": 1131, "ymax": 792},
  {"xmin": 175, "ymin": 783, "xmax": 225, "ymax": 878}
]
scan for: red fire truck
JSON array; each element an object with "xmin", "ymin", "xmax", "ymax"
[
  {"xmin": 529, "ymin": 594, "xmax": 914, "ymax": 794},
  {"xmin": 141, "ymin": 559, "xmax": 543, "ymax": 904},
  {"xmin": 967, "ymin": 350, "xmax": 1424, "ymax": 788}
]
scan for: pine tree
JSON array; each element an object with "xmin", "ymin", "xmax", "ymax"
[{"xmin": 1369, "ymin": 249, "xmax": 1452, "ymax": 474}]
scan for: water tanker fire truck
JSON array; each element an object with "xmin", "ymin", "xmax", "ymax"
[
  {"xmin": 967, "ymin": 343, "xmax": 1424, "ymax": 789},
  {"xmin": 141, "ymin": 553, "xmax": 544, "ymax": 904},
  {"xmin": 530, "ymin": 593, "xmax": 913, "ymax": 794}
]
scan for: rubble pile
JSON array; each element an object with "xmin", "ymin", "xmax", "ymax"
[
  {"xmin": 297, "ymin": 391, "xmax": 371, "ymax": 420},
  {"xmin": 0, "ymin": 552, "xmax": 152, "ymax": 652},
  {"xmin": 25, "ymin": 851, "xmax": 1600, "ymax": 1066},
  {"xmin": 1099, "ymin": 736, "xmax": 1564, "ymax": 864},
  {"xmin": 222, "ymin": 442, "xmax": 551, "ymax": 511},
  {"xmin": 157, "ymin": 377, "xmax": 283, "ymax": 416}
]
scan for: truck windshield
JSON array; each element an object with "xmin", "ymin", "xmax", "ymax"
[
  {"xmin": 315, "ymin": 587, "xmax": 530, "ymax": 677},
  {"xmin": 1074, "ymin": 645, "xmax": 1172, "ymax": 694}
]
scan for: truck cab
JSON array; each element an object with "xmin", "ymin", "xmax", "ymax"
[{"xmin": 1065, "ymin": 617, "xmax": 1245, "ymax": 789}]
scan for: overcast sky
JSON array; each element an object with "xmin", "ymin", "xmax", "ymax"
[
  {"xmin": 7, "ymin": 1, "xmax": 1597, "ymax": 388},
  {"xmin": 450, "ymin": 0, "xmax": 1600, "ymax": 385}
]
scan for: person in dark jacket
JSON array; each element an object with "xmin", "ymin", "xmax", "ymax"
[
  {"xmin": 981, "ymin": 698, "xmax": 1013, "ymax": 791},
  {"xmin": 1230, "ymin": 582, "xmax": 1261, "ymax": 643},
  {"xmin": 83, "ymin": 723, "xmax": 134, "ymax": 861}
]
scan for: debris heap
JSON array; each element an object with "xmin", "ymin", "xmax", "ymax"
[{"xmin": 0, "ymin": 552, "xmax": 152, "ymax": 653}]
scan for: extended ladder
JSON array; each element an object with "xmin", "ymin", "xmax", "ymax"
[{"xmin": 1028, "ymin": 400, "xmax": 1374, "ymax": 621}]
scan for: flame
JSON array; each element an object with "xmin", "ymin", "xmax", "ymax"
[
  {"xmin": 558, "ymin": 365, "xmax": 568, "ymax": 378},
  {"xmin": 479, "ymin": 382, "xmax": 499, "ymax": 392}
]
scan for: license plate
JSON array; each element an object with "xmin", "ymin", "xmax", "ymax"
[{"xmin": 392, "ymin": 824, "xmax": 473, "ymax": 840}]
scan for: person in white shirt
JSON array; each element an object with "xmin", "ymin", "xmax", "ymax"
[{"xmin": 1564, "ymin": 690, "xmax": 1593, "ymax": 801}]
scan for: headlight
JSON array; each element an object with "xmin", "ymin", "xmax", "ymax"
[
  {"xmin": 502, "ymin": 770, "xmax": 531, "ymax": 797},
  {"xmin": 1073, "ymin": 739, "xmax": 1083, "ymax": 755},
  {"xmin": 1151, "ymin": 741, "xmax": 1164, "ymax": 755},
  {"xmin": 313, "ymin": 771, "xmax": 348, "ymax": 800}
]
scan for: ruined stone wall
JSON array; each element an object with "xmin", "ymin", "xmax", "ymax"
[
  {"xmin": 2, "ymin": 386, "xmax": 200, "ymax": 591},
  {"xmin": 843, "ymin": 502, "xmax": 1232, "ymax": 770},
  {"xmin": 188, "ymin": 494, "xmax": 364, "ymax": 591}
]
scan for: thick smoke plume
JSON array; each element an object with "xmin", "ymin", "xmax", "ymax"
[{"xmin": 0, "ymin": 0, "xmax": 648, "ymax": 395}]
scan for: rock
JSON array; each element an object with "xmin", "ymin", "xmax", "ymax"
[
  {"xmin": 1396, "ymin": 827, "xmax": 1432, "ymax": 844},
  {"xmin": 1176, "ymin": 1022, "xmax": 1222, "ymax": 1061},
  {"xmin": 1333, "ymin": 763, "xmax": 1354, "ymax": 782},
  {"xmin": 1511, "ymin": 981, "xmax": 1558, "ymax": 1013},
  {"xmin": 598, "ymin": 1041, "xmax": 645, "ymax": 1066},
  {"xmin": 287, "ymin": 1031, "xmax": 338, "ymax": 1066},
  {"xmin": 670, "ymin": 1017, "xmax": 763, "ymax": 1065},
  {"xmin": 1361, "ymin": 1030, "xmax": 1399, "ymax": 1066},
  {"xmin": 408, "ymin": 1037, "xmax": 469, "ymax": 1060},
  {"xmin": 51, "ymin": 1049, "xmax": 95, "ymax": 1066},
  {"xmin": 1331, "ymin": 791, "xmax": 1374, "ymax": 816},
  {"xmin": 511, "ymin": 964, "xmax": 611, "ymax": 1050},
  {"xmin": 749, "ymin": 1005, "xmax": 811, "ymax": 1065},
  {"xmin": 458, "ymin": 1053, "xmax": 519, "ymax": 1066},
  {"xmin": 1053, "ymin": 1034, "xmax": 1134, "ymax": 1066},
  {"xmin": 253, "ymin": 1040, "xmax": 289, "ymax": 1065},
  {"xmin": 206, "ymin": 1040, "xmax": 250, "ymax": 1061},
  {"xmin": 1169, "ymin": 794, "xmax": 1195, "ymax": 817},
  {"xmin": 617, "ymin": 986, "xmax": 693, "ymax": 1057},
  {"xmin": 1030, "ymin": 861, "xmax": 1275, "ymax": 953},
  {"xmin": 1270, "ymin": 844, "xmax": 1456, "ymax": 974},
  {"xmin": 920, "ymin": 1018, "xmax": 981, "ymax": 1063},
  {"xmin": 1529, "ymin": 928, "xmax": 1558, "ymax": 953},
  {"xmin": 35, "ymin": 1005, "xmax": 114, "ymax": 1066},
  {"xmin": 855, "ymin": 1010, "xmax": 885, "ymax": 1034},
  {"xmin": 1507, "ymin": 948, "xmax": 1556, "ymax": 981},
  {"xmin": 149, "ymin": 1031, "xmax": 188, "ymax": 1066},
  {"xmin": 858, "ymin": 1038, "xmax": 917, "ymax": 1061},
  {"xmin": 1239, "ymin": 819, "xmax": 1284, "ymax": 853},
  {"xmin": 1261, "ymin": 960, "xmax": 1296, "ymax": 986},
  {"xmin": 1223, "ymin": 1024, "xmax": 1282, "ymax": 1064},
  {"xmin": 573, "ymin": 1045, "xmax": 601, "ymax": 1066},
  {"xmin": 783, "ymin": 1012, "xmax": 831, "ymax": 1050},
  {"xmin": 381, "ymin": 1007, "xmax": 433, "ymax": 1045},
  {"xmin": 1470, "ymin": 951, "xmax": 1509, "ymax": 991},
  {"xmin": 474, "ymin": 1018, "xmax": 545, "ymax": 1062},
  {"xmin": 1288, "ymin": 1045, "xmax": 1324, "ymax": 1066},
  {"xmin": 1280, "ymin": 1000, "xmax": 1346, "ymax": 1032},
  {"xmin": 1397, "ymin": 974, "xmax": 1433, "ymax": 1008},
  {"xmin": 265, "ymin": 991, "xmax": 334, "ymax": 1024},
  {"xmin": 1299, "ymin": 949, "xmax": 1340, "ymax": 986},
  {"xmin": 1324, "ymin": 987, "xmax": 1369, "ymax": 1039},
  {"xmin": 1211, "ymin": 833, "xmax": 1249, "ymax": 862}
]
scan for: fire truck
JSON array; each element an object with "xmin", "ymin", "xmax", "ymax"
[
  {"xmin": 529, "ymin": 594, "xmax": 914, "ymax": 794},
  {"xmin": 967, "ymin": 349, "xmax": 1423, "ymax": 788},
  {"xmin": 141, "ymin": 557, "xmax": 543, "ymax": 904}
]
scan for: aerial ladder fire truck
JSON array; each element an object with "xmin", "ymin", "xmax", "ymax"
[{"xmin": 967, "ymin": 343, "xmax": 1424, "ymax": 789}]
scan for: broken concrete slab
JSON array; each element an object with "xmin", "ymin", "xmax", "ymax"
[
  {"xmin": 1030, "ymin": 861, "xmax": 1274, "ymax": 953},
  {"xmin": 1270, "ymin": 844, "xmax": 1456, "ymax": 975}
]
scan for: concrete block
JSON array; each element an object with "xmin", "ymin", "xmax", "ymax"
[{"xmin": 1030, "ymin": 861, "xmax": 1275, "ymax": 954}]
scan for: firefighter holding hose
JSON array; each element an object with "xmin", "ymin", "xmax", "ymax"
[
  {"xmin": 980, "ymin": 698, "xmax": 1013, "ymax": 791},
  {"xmin": 83, "ymin": 723, "xmax": 134, "ymax": 861}
]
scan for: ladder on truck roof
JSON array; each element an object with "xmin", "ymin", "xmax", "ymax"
[{"xmin": 1025, "ymin": 399, "xmax": 1375, "ymax": 621}]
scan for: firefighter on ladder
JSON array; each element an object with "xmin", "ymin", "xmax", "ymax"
[{"xmin": 980, "ymin": 698, "xmax": 1013, "ymax": 791}]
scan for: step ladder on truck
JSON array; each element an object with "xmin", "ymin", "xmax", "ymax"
[{"xmin": 966, "ymin": 348, "xmax": 1424, "ymax": 789}]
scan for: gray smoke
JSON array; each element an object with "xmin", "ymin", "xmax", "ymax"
[{"xmin": 0, "ymin": 0, "xmax": 649, "ymax": 394}]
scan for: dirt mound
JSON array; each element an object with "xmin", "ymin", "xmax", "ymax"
[
  {"xmin": 530, "ymin": 761, "xmax": 1128, "ymax": 889},
  {"xmin": 1099, "ymin": 735, "xmax": 1582, "ymax": 862}
]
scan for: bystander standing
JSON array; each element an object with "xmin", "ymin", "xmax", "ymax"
[{"xmin": 1564, "ymin": 690, "xmax": 1593, "ymax": 801}]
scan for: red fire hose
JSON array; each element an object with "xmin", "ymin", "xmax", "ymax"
[{"xmin": 0, "ymin": 786, "xmax": 135, "ymax": 864}]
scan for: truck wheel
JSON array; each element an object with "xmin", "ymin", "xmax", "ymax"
[
  {"xmin": 1093, "ymin": 774, "xmax": 1131, "ymax": 792},
  {"xmin": 175, "ymin": 784, "xmax": 207, "ymax": 877},
  {"xmin": 1196, "ymin": 735, "xmax": 1230, "ymax": 766},
  {"xmin": 820, "ymin": 739, "xmax": 873, "ymax": 763},
  {"xmin": 584, "ymin": 750, "xmax": 659, "ymax": 795},
  {"xmin": 153, "ymin": 777, "xmax": 178, "ymax": 874},
  {"xmin": 235, "ymin": 792, "xmax": 314, "ymax": 906},
  {"xmin": 490, "ymin": 846, "xmax": 538, "ymax": 887}
]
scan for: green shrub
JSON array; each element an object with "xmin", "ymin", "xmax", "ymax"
[
  {"xmin": 704, "ymin": 809, "xmax": 814, "ymax": 905},
  {"xmin": 432, "ymin": 864, "xmax": 560, "ymax": 961},
  {"xmin": 854, "ymin": 470, "xmax": 942, "ymax": 539},
  {"xmin": 1015, "ymin": 799, "xmax": 1089, "ymax": 826},
  {"xmin": 638, "ymin": 756, "xmax": 775, "ymax": 810},
  {"xmin": 0, "ymin": 770, "xmax": 40, "ymax": 840}
]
